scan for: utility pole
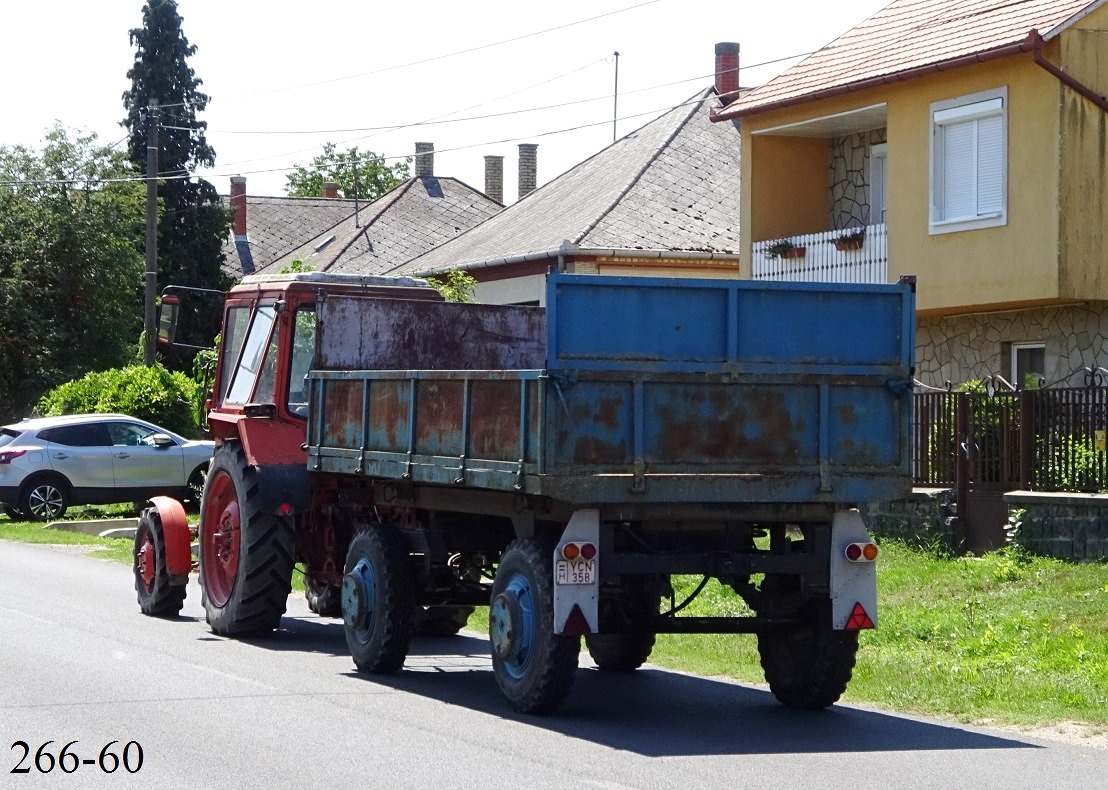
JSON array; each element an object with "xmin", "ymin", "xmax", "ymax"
[
  {"xmin": 143, "ymin": 99, "xmax": 160, "ymax": 366},
  {"xmin": 612, "ymin": 52, "xmax": 620, "ymax": 143}
]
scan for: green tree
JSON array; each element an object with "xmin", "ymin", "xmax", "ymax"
[
  {"xmin": 426, "ymin": 269, "xmax": 478, "ymax": 303},
  {"xmin": 285, "ymin": 142, "xmax": 410, "ymax": 200},
  {"xmin": 122, "ymin": 0, "xmax": 232, "ymax": 367},
  {"xmin": 0, "ymin": 126, "xmax": 146, "ymax": 423}
]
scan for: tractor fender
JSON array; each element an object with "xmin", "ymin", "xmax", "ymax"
[{"xmin": 149, "ymin": 496, "xmax": 194, "ymax": 582}]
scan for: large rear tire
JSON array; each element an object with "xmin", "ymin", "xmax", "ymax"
[
  {"xmin": 342, "ymin": 525, "xmax": 415, "ymax": 674},
  {"xmin": 585, "ymin": 632, "xmax": 656, "ymax": 671},
  {"xmin": 133, "ymin": 509, "xmax": 186, "ymax": 617},
  {"xmin": 305, "ymin": 579, "xmax": 342, "ymax": 617},
  {"xmin": 489, "ymin": 538, "xmax": 579, "ymax": 713},
  {"xmin": 199, "ymin": 444, "xmax": 294, "ymax": 636},
  {"xmin": 757, "ymin": 598, "xmax": 859, "ymax": 709}
]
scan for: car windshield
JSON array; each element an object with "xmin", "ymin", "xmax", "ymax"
[{"xmin": 0, "ymin": 428, "xmax": 24, "ymax": 448}]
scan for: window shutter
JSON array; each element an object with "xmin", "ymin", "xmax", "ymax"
[
  {"xmin": 941, "ymin": 121, "xmax": 975, "ymax": 220},
  {"xmin": 976, "ymin": 114, "xmax": 1004, "ymax": 215}
]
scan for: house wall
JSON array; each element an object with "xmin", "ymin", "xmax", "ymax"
[
  {"xmin": 915, "ymin": 302, "xmax": 1108, "ymax": 388},
  {"xmin": 747, "ymin": 135, "xmax": 830, "ymax": 246},
  {"xmin": 885, "ymin": 55, "xmax": 1061, "ymax": 313},
  {"xmin": 829, "ymin": 129, "xmax": 887, "ymax": 229},
  {"xmin": 474, "ymin": 275, "xmax": 547, "ymax": 306},
  {"xmin": 1059, "ymin": 9, "xmax": 1108, "ymax": 302}
]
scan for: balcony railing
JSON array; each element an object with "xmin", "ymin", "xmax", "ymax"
[{"xmin": 752, "ymin": 223, "xmax": 888, "ymax": 283}]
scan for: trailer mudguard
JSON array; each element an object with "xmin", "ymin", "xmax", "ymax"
[
  {"xmin": 829, "ymin": 509, "xmax": 878, "ymax": 630},
  {"xmin": 149, "ymin": 496, "xmax": 193, "ymax": 582},
  {"xmin": 552, "ymin": 510, "xmax": 600, "ymax": 634}
]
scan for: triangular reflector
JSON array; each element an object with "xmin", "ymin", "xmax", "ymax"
[
  {"xmin": 844, "ymin": 602, "xmax": 875, "ymax": 630},
  {"xmin": 561, "ymin": 603, "xmax": 592, "ymax": 635}
]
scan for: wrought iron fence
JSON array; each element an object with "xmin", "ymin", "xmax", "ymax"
[{"xmin": 913, "ymin": 381, "xmax": 1108, "ymax": 494}]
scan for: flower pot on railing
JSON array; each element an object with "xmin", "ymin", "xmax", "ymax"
[
  {"xmin": 832, "ymin": 228, "xmax": 865, "ymax": 252},
  {"xmin": 767, "ymin": 239, "xmax": 806, "ymax": 260}
]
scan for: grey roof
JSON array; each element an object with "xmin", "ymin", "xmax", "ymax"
[
  {"xmin": 218, "ymin": 195, "xmax": 362, "ymax": 277},
  {"xmin": 392, "ymin": 88, "xmax": 741, "ymax": 276},
  {"xmin": 257, "ymin": 176, "xmax": 503, "ymax": 276}
]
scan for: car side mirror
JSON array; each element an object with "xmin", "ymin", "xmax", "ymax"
[{"xmin": 150, "ymin": 434, "xmax": 175, "ymax": 449}]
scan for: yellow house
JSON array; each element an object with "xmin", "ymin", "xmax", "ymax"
[{"xmin": 713, "ymin": 0, "xmax": 1108, "ymax": 389}]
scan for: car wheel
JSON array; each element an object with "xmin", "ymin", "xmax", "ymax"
[
  {"xmin": 3, "ymin": 504, "xmax": 24, "ymax": 520},
  {"xmin": 185, "ymin": 464, "xmax": 207, "ymax": 512},
  {"xmin": 19, "ymin": 477, "xmax": 69, "ymax": 521}
]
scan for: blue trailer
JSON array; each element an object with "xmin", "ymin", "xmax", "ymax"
[{"xmin": 139, "ymin": 271, "xmax": 914, "ymax": 715}]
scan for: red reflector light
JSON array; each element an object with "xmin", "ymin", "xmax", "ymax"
[
  {"xmin": 561, "ymin": 603, "xmax": 592, "ymax": 635},
  {"xmin": 580, "ymin": 542, "xmax": 596, "ymax": 560},
  {"xmin": 845, "ymin": 542, "xmax": 878, "ymax": 562},
  {"xmin": 562, "ymin": 542, "xmax": 580, "ymax": 560},
  {"xmin": 844, "ymin": 602, "xmax": 875, "ymax": 630},
  {"xmin": 277, "ymin": 502, "xmax": 292, "ymax": 516},
  {"xmin": 0, "ymin": 450, "xmax": 26, "ymax": 464}
]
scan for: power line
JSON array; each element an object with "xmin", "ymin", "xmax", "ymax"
[{"xmin": 233, "ymin": 0, "xmax": 663, "ymax": 98}]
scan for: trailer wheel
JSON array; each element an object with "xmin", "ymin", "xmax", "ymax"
[
  {"xmin": 133, "ymin": 509, "xmax": 186, "ymax": 617},
  {"xmin": 757, "ymin": 597, "xmax": 859, "ymax": 709},
  {"xmin": 585, "ymin": 632, "xmax": 656, "ymax": 671},
  {"xmin": 199, "ymin": 444, "xmax": 294, "ymax": 636},
  {"xmin": 414, "ymin": 605, "xmax": 474, "ymax": 636},
  {"xmin": 489, "ymin": 538, "xmax": 580, "ymax": 713},
  {"xmin": 305, "ymin": 579, "xmax": 342, "ymax": 617},
  {"xmin": 341, "ymin": 526, "xmax": 415, "ymax": 673}
]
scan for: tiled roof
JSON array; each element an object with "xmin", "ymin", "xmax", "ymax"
[
  {"xmin": 219, "ymin": 195, "xmax": 360, "ymax": 277},
  {"xmin": 391, "ymin": 89, "xmax": 741, "ymax": 276},
  {"xmin": 256, "ymin": 177, "xmax": 502, "ymax": 276},
  {"xmin": 719, "ymin": 0, "xmax": 1103, "ymax": 118}
]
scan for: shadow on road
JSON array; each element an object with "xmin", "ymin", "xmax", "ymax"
[{"xmin": 257, "ymin": 614, "xmax": 1035, "ymax": 758}]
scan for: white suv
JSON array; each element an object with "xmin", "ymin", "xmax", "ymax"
[{"xmin": 0, "ymin": 414, "xmax": 213, "ymax": 521}]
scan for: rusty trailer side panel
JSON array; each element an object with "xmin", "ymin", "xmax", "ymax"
[{"xmin": 305, "ymin": 273, "xmax": 915, "ymax": 507}]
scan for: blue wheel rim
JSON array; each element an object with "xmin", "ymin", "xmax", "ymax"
[
  {"xmin": 342, "ymin": 558, "xmax": 376, "ymax": 645},
  {"xmin": 493, "ymin": 574, "xmax": 536, "ymax": 680}
]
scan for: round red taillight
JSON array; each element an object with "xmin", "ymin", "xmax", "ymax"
[
  {"xmin": 580, "ymin": 542, "xmax": 596, "ymax": 560},
  {"xmin": 562, "ymin": 543, "xmax": 580, "ymax": 560},
  {"xmin": 845, "ymin": 543, "xmax": 862, "ymax": 561}
]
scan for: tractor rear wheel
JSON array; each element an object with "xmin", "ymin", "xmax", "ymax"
[
  {"xmin": 198, "ymin": 444, "xmax": 294, "ymax": 636},
  {"xmin": 414, "ymin": 605, "xmax": 474, "ymax": 636}
]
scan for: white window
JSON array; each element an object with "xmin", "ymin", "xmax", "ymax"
[
  {"xmin": 1012, "ymin": 342, "xmax": 1045, "ymax": 389},
  {"xmin": 869, "ymin": 143, "xmax": 887, "ymax": 224},
  {"xmin": 930, "ymin": 88, "xmax": 1007, "ymax": 234}
]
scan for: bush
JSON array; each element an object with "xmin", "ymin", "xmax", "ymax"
[{"xmin": 36, "ymin": 364, "xmax": 200, "ymax": 438}]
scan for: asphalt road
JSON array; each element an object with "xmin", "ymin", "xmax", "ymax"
[{"xmin": 1, "ymin": 541, "xmax": 1105, "ymax": 790}]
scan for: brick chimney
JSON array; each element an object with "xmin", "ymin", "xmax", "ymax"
[
  {"xmin": 322, "ymin": 181, "xmax": 339, "ymax": 198},
  {"xmin": 230, "ymin": 175, "xmax": 247, "ymax": 238},
  {"xmin": 484, "ymin": 155, "xmax": 504, "ymax": 203},
  {"xmin": 518, "ymin": 143, "xmax": 537, "ymax": 200},
  {"xmin": 415, "ymin": 142, "xmax": 434, "ymax": 178},
  {"xmin": 715, "ymin": 42, "xmax": 740, "ymax": 105}
]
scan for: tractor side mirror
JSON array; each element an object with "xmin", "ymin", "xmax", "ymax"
[{"xmin": 157, "ymin": 296, "xmax": 180, "ymax": 346}]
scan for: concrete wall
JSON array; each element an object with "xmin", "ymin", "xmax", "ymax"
[
  {"xmin": 1005, "ymin": 491, "xmax": 1108, "ymax": 561},
  {"xmin": 864, "ymin": 488, "xmax": 957, "ymax": 548},
  {"xmin": 829, "ymin": 129, "xmax": 886, "ymax": 229}
]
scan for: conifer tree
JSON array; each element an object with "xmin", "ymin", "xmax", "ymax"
[{"xmin": 122, "ymin": 0, "xmax": 231, "ymax": 364}]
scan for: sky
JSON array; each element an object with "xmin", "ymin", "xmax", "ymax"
[{"xmin": 1, "ymin": 0, "xmax": 893, "ymax": 202}]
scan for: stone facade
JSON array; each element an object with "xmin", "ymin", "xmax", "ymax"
[
  {"xmin": 864, "ymin": 488, "xmax": 957, "ymax": 548},
  {"xmin": 829, "ymin": 128, "xmax": 886, "ymax": 230},
  {"xmin": 916, "ymin": 303, "xmax": 1108, "ymax": 389},
  {"xmin": 1005, "ymin": 492, "xmax": 1108, "ymax": 561}
]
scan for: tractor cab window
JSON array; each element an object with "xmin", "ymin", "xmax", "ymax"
[
  {"xmin": 224, "ymin": 304, "xmax": 277, "ymax": 405},
  {"xmin": 219, "ymin": 305, "xmax": 252, "ymax": 402},
  {"xmin": 286, "ymin": 307, "xmax": 316, "ymax": 418}
]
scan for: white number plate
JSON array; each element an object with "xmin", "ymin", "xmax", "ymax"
[{"xmin": 555, "ymin": 558, "xmax": 595, "ymax": 585}]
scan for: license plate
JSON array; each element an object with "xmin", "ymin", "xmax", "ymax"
[{"xmin": 555, "ymin": 558, "xmax": 595, "ymax": 585}]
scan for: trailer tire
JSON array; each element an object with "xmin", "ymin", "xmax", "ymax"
[
  {"xmin": 489, "ymin": 538, "xmax": 580, "ymax": 713},
  {"xmin": 585, "ymin": 632, "xmax": 656, "ymax": 671},
  {"xmin": 342, "ymin": 525, "xmax": 415, "ymax": 674},
  {"xmin": 414, "ymin": 605, "xmax": 474, "ymax": 636},
  {"xmin": 305, "ymin": 579, "xmax": 342, "ymax": 617},
  {"xmin": 757, "ymin": 598, "xmax": 859, "ymax": 709},
  {"xmin": 199, "ymin": 444, "xmax": 294, "ymax": 636},
  {"xmin": 133, "ymin": 509, "xmax": 187, "ymax": 617}
]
